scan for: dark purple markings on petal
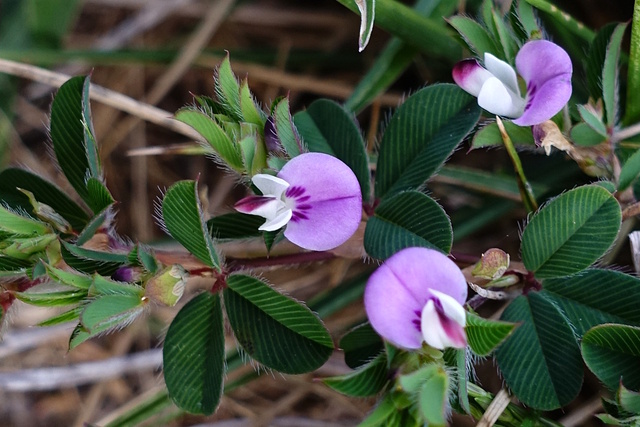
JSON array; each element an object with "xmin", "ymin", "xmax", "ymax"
[
  {"xmin": 297, "ymin": 195, "xmax": 310, "ymax": 202},
  {"xmin": 291, "ymin": 211, "xmax": 309, "ymax": 222},
  {"xmin": 524, "ymin": 83, "xmax": 538, "ymax": 110},
  {"xmin": 412, "ymin": 309, "xmax": 422, "ymax": 331},
  {"xmin": 296, "ymin": 204, "xmax": 312, "ymax": 211},
  {"xmin": 285, "ymin": 185, "xmax": 306, "ymax": 198},
  {"xmin": 234, "ymin": 195, "xmax": 275, "ymax": 213},
  {"xmin": 433, "ymin": 296, "xmax": 467, "ymax": 347}
]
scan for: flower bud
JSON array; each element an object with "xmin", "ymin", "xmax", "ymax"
[{"xmin": 144, "ymin": 265, "xmax": 188, "ymax": 306}]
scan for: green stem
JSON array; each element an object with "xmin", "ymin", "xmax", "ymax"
[
  {"xmin": 334, "ymin": 0, "xmax": 460, "ymax": 61},
  {"xmin": 496, "ymin": 117, "xmax": 538, "ymax": 213},
  {"xmin": 624, "ymin": 0, "xmax": 640, "ymax": 126}
]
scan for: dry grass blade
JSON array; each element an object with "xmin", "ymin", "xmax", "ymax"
[
  {"xmin": 0, "ymin": 349, "xmax": 162, "ymax": 392},
  {"xmin": 0, "ymin": 58, "xmax": 201, "ymax": 140}
]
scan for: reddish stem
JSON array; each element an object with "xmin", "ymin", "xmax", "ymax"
[{"xmin": 226, "ymin": 250, "xmax": 336, "ymax": 272}]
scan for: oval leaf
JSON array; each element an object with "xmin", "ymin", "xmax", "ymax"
[
  {"xmin": 375, "ymin": 84, "xmax": 480, "ymax": 199},
  {"xmin": 294, "ymin": 99, "xmax": 370, "ymax": 201},
  {"xmin": 364, "ymin": 190, "xmax": 452, "ymax": 260},
  {"xmin": 175, "ymin": 109, "xmax": 243, "ymax": 172},
  {"xmin": 50, "ymin": 76, "xmax": 93, "ymax": 204},
  {"xmin": 541, "ymin": 269, "xmax": 640, "ymax": 336},
  {"xmin": 582, "ymin": 324, "xmax": 640, "ymax": 391},
  {"xmin": 223, "ymin": 274, "xmax": 333, "ymax": 374},
  {"xmin": 339, "ymin": 322, "xmax": 383, "ymax": 369},
  {"xmin": 495, "ymin": 292, "xmax": 583, "ymax": 410},
  {"xmin": 163, "ymin": 292, "xmax": 225, "ymax": 415},
  {"xmin": 207, "ymin": 212, "xmax": 264, "ymax": 240},
  {"xmin": 162, "ymin": 180, "xmax": 220, "ymax": 270},
  {"xmin": 0, "ymin": 168, "xmax": 89, "ymax": 230},
  {"xmin": 521, "ymin": 185, "xmax": 621, "ymax": 279},
  {"xmin": 466, "ymin": 311, "xmax": 517, "ymax": 356},
  {"xmin": 323, "ymin": 352, "xmax": 388, "ymax": 397}
]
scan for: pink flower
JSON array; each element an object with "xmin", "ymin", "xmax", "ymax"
[
  {"xmin": 234, "ymin": 152, "xmax": 362, "ymax": 251},
  {"xmin": 452, "ymin": 40, "xmax": 572, "ymax": 126},
  {"xmin": 364, "ymin": 247, "xmax": 468, "ymax": 350}
]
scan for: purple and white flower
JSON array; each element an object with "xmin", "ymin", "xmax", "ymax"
[
  {"xmin": 364, "ymin": 247, "xmax": 468, "ymax": 350},
  {"xmin": 234, "ymin": 152, "xmax": 362, "ymax": 251},
  {"xmin": 452, "ymin": 40, "xmax": 572, "ymax": 126}
]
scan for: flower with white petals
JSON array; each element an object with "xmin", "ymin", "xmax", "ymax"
[
  {"xmin": 452, "ymin": 40, "xmax": 572, "ymax": 126},
  {"xmin": 364, "ymin": 247, "xmax": 468, "ymax": 350},
  {"xmin": 234, "ymin": 152, "xmax": 362, "ymax": 251}
]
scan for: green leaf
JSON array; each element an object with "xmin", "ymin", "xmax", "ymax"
[
  {"xmin": 214, "ymin": 54, "xmax": 242, "ymax": 121},
  {"xmin": 223, "ymin": 274, "xmax": 333, "ymax": 374},
  {"xmin": 89, "ymin": 275, "xmax": 144, "ymax": 297},
  {"xmin": 521, "ymin": 185, "xmax": 621, "ymax": 279},
  {"xmin": 323, "ymin": 352, "xmax": 388, "ymax": 397},
  {"xmin": 602, "ymin": 22, "xmax": 627, "ymax": 126},
  {"xmin": 80, "ymin": 76, "xmax": 101, "ymax": 180},
  {"xmin": 2, "ymin": 233, "xmax": 56, "ymax": 259},
  {"xmin": 514, "ymin": 0, "xmax": 542, "ymax": 39},
  {"xmin": 496, "ymin": 293, "xmax": 583, "ymax": 410},
  {"xmin": 163, "ymin": 292, "xmax": 225, "ymax": 415},
  {"xmin": 582, "ymin": 324, "xmax": 640, "ymax": 390},
  {"xmin": 523, "ymin": 0, "xmax": 594, "ymax": 42},
  {"xmin": 70, "ymin": 293, "xmax": 145, "ymax": 348},
  {"xmin": 273, "ymin": 97, "xmax": 303, "ymax": 158},
  {"xmin": 364, "ymin": 190, "xmax": 452, "ymax": 260},
  {"xmin": 50, "ymin": 76, "xmax": 92, "ymax": 204},
  {"xmin": 85, "ymin": 177, "xmax": 114, "ymax": 214},
  {"xmin": 570, "ymin": 123, "xmax": 607, "ymax": 147},
  {"xmin": 357, "ymin": 393, "xmax": 399, "ymax": 427},
  {"xmin": 489, "ymin": 9, "xmax": 517, "ymax": 62},
  {"xmin": 293, "ymin": 99, "xmax": 370, "ymax": 201},
  {"xmin": 175, "ymin": 109, "xmax": 243, "ymax": 172},
  {"xmin": 13, "ymin": 288, "xmax": 86, "ymax": 307},
  {"xmin": 339, "ymin": 322, "xmax": 384, "ymax": 369},
  {"xmin": 577, "ymin": 104, "xmax": 607, "ymax": 136},
  {"xmin": 44, "ymin": 263, "xmax": 92, "ymax": 289},
  {"xmin": 162, "ymin": 180, "xmax": 220, "ymax": 270},
  {"xmin": 0, "ymin": 168, "xmax": 89, "ymax": 230},
  {"xmin": 375, "ymin": 84, "xmax": 480, "ymax": 199},
  {"xmin": 38, "ymin": 306, "xmax": 82, "ymax": 327},
  {"xmin": 129, "ymin": 244, "xmax": 158, "ymax": 273},
  {"xmin": 60, "ymin": 241, "xmax": 127, "ymax": 276},
  {"xmin": 448, "ymin": 15, "xmax": 501, "ymax": 59},
  {"xmin": 239, "ymin": 78, "xmax": 266, "ymax": 128},
  {"xmin": 438, "ymin": 165, "xmax": 547, "ymax": 201},
  {"xmin": 619, "ymin": 383, "xmax": 640, "ymax": 413},
  {"xmin": 418, "ymin": 368, "xmax": 448, "ymax": 426},
  {"xmin": 75, "ymin": 204, "xmax": 112, "ymax": 246},
  {"xmin": 454, "ymin": 348, "xmax": 470, "ymax": 414},
  {"xmin": 619, "ymin": 149, "xmax": 640, "ymax": 191},
  {"xmin": 541, "ymin": 269, "xmax": 640, "ymax": 336},
  {"xmin": 0, "ymin": 204, "xmax": 50, "ymax": 236},
  {"xmin": 624, "ymin": 2, "xmax": 640, "ymax": 125},
  {"xmin": 466, "ymin": 311, "xmax": 517, "ymax": 356},
  {"xmin": 0, "ymin": 255, "xmax": 31, "ymax": 277},
  {"xmin": 472, "ymin": 121, "xmax": 535, "ymax": 149},
  {"xmin": 356, "ymin": 0, "xmax": 375, "ymax": 51},
  {"xmin": 207, "ymin": 212, "xmax": 263, "ymax": 240},
  {"xmin": 586, "ymin": 23, "xmax": 617, "ymax": 102}
]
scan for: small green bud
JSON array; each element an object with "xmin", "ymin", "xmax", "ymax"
[{"xmin": 144, "ymin": 265, "xmax": 188, "ymax": 306}]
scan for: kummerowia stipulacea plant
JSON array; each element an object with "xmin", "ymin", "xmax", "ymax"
[{"xmin": 3, "ymin": 0, "xmax": 640, "ymax": 425}]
